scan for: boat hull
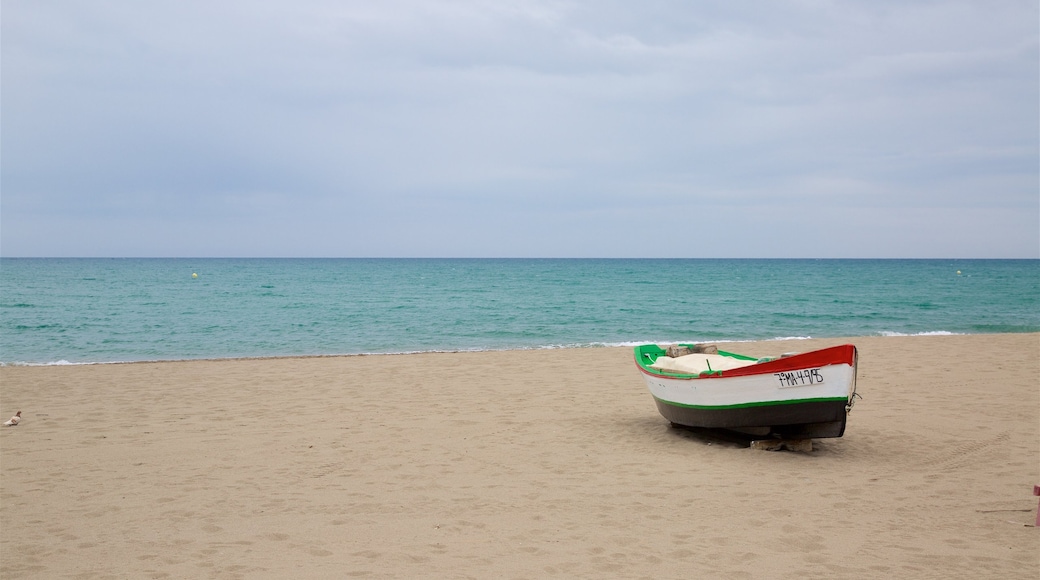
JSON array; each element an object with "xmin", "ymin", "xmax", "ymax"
[
  {"xmin": 636, "ymin": 344, "xmax": 858, "ymax": 439},
  {"xmin": 653, "ymin": 398, "xmax": 849, "ymax": 438}
]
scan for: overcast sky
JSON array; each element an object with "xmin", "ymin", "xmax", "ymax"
[{"xmin": 2, "ymin": 1, "xmax": 1037, "ymax": 257}]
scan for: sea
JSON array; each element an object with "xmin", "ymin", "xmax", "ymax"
[{"xmin": 1, "ymin": 258, "xmax": 1037, "ymax": 365}]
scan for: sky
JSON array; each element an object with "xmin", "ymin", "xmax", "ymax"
[{"xmin": 2, "ymin": 1, "xmax": 1038, "ymax": 258}]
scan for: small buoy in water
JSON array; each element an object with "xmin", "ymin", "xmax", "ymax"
[
  {"xmin": 956, "ymin": 270, "xmax": 961, "ymax": 275},
  {"xmin": 192, "ymin": 272, "xmax": 198, "ymax": 279}
]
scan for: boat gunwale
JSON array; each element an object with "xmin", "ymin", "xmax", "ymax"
[{"xmin": 634, "ymin": 343, "xmax": 857, "ymax": 380}]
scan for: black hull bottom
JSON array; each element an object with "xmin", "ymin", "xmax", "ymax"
[{"xmin": 655, "ymin": 399, "xmax": 848, "ymax": 439}]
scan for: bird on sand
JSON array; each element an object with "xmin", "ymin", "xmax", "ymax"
[{"xmin": 3, "ymin": 411, "xmax": 21, "ymax": 426}]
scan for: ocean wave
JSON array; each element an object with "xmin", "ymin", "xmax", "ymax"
[
  {"xmin": 877, "ymin": 330, "xmax": 961, "ymax": 337},
  {"xmin": 1, "ymin": 359, "xmax": 84, "ymax": 367},
  {"xmin": 0, "ymin": 330, "xmax": 1013, "ymax": 366}
]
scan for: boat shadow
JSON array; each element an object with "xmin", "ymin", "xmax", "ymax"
[
  {"xmin": 622, "ymin": 415, "xmax": 757, "ymax": 449},
  {"xmin": 666, "ymin": 423, "xmax": 764, "ymax": 448},
  {"xmin": 663, "ymin": 422, "xmax": 845, "ymax": 454},
  {"xmin": 621, "ymin": 415, "xmax": 841, "ymax": 453}
]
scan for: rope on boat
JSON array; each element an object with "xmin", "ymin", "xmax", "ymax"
[
  {"xmin": 846, "ymin": 391, "xmax": 862, "ymax": 413},
  {"xmin": 846, "ymin": 349, "xmax": 862, "ymax": 413}
]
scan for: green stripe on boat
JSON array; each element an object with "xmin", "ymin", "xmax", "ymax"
[{"xmin": 653, "ymin": 396, "xmax": 849, "ymax": 410}]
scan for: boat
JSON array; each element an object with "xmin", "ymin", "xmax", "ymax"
[{"xmin": 634, "ymin": 343, "xmax": 859, "ymax": 438}]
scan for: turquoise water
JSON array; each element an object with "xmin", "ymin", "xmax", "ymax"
[{"xmin": 1, "ymin": 258, "xmax": 1037, "ymax": 365}]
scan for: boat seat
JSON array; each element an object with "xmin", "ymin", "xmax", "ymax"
[{"xmin": 649, "ymin": 353, "xmax": 758, "ymax": 374}]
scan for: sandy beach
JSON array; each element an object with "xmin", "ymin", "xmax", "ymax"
[{"xmin": 1, "ymin": 333, "xmax": 1037, "ymax": 578}]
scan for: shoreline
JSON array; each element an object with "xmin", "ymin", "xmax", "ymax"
[
  {"xmin": 0, "ymin": 330, "xmax": 1013, "ymax": 367},
  {"xmin": 2, "ymin": 333, "xmax": 1037, "ymax": 578}
]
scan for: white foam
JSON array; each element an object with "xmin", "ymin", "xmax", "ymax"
[
  {"xmin": 0, "ymin": 332, "xmax": 971, "ymax": 365},
  {"xmin": 1, "ymin": 359, "xmax": 123, "ymax": 367},
  {"xmin": 877, "ymin": 330, "xmax": 960, "ymax": 337}
]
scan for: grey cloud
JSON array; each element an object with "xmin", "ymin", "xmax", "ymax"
[{"xmin": 2, "ymin": 0, "xmax": 1037, "ymax": 257}]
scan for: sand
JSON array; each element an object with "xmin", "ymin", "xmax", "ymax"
[{"xmin": 1, "ymin": 333, "xmax": 1038, "ymax": 579}]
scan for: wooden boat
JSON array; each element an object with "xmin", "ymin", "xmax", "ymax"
[{"xmin": 634, "ymin": 343, "xmax": 859, "ymax": 438}]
